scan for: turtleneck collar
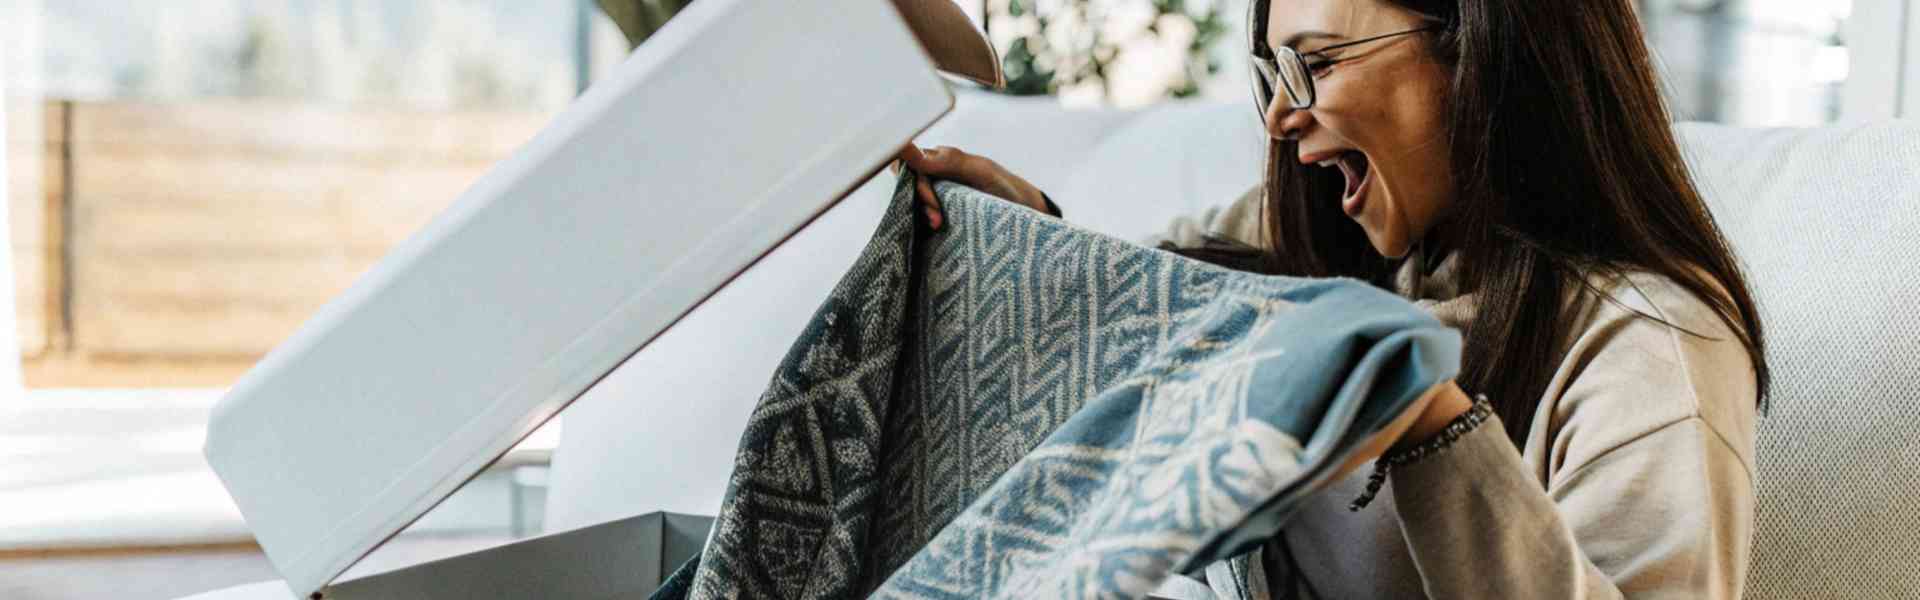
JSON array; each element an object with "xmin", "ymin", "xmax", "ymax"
[
  {"xmin": 1395, "ymin": 239, "xmax": 1464, "ymax": 302},
  {"xmin": 1391, "ymin": 238, "xmax": 1476, "ymax": 331}
]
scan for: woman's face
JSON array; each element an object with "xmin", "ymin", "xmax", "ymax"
[{"xmin": 1264, "ymin": 0, "xmax": 1454, "ymax": 259}]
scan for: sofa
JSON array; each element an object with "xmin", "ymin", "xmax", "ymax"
[{"xmin": 545, "ymin": 88, "xmax": 1920, "ymax": 597}]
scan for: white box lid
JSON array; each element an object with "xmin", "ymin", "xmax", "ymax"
[{"xmin": 201, "ymin": 0, "xmax": 953, "ymax": 596}]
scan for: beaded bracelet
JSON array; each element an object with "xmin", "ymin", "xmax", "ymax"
[{"xmin": 1348, "ymin": 393, "xmax": 1495, "ymax": 511}]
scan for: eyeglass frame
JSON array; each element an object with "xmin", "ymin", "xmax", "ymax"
[{"xmin": 1247, "ymin": 0, "xmax": 1437, "ymax": 114}]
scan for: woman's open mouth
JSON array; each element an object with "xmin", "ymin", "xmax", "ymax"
[
  {"xmin": 1313, "ymin": 150, "xmax": 1374, "ymax": 218},
  {"xmin": 1333, "ymin": 151, "xmax": 1372, "ymax": 218}
]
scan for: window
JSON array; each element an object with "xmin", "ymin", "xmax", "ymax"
[
  {"xmin": 6, "ymin": 1, "xmax": 629, "ymax": 388},
  {"xmin": 1640, "ymin": 0, "xmax": 1854, "ymax": 125},
  {"xmin": 1, "ymin": 0, "xmax": 603, "ymax": 577}
]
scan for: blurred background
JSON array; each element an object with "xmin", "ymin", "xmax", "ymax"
[{"xmin": 0, "ymin": 0, "xmax": 1894, "ymax": 597}]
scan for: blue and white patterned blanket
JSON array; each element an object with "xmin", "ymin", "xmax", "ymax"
[{"xmin": 658, "ymin": 174, "xmax": 1460, "ymax": 599}]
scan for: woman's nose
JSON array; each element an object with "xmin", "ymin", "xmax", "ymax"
[{"xmin": 1264, "ymin": 100, "xmax": 1310, "ymax": 140}]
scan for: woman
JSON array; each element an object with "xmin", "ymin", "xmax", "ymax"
[{"xmin": 895, "ymin": 0, "xmax": 1769, "ymax": 597}]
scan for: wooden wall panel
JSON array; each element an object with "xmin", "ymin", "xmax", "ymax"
[
  {"xmin": 64, "ymin": 101, "xmax": 550, "ymax": 358},
  {"xmin": 67, "ymin": 100, "xmax": 543, "ymax": 160}
]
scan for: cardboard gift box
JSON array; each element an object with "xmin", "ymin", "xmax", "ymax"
[
  {"xmin": 197, "ymin": 0, "xmax": 970, "ymax": 596},
  {"xmin": 184, "ymin": 512, "xmax": 715, "ymax": 600}
]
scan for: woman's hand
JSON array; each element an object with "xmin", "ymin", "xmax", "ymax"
[
  {"xmin": 893, "ymin": 144, "xmax": 1051, "ymax": 230},
  {"xmin": 1331, "ymin": 380, "xmax": 1476, "ymax": 482}
]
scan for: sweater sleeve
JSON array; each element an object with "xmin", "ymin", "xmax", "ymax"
[
  {"xmin": 1140, "ymin": 184, "xmax": 1267, "ymax": 249},
  {"xmin": 1387, "ymin": 297, "xmax": 1756, "ymax": 598}
]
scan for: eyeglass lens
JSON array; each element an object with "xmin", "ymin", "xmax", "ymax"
[
  {"xmin": 1257, "ymin": 50, "xmax": 1314, "ymax": 110},
  {"xmin": 1275, "ymin": 49, "xmax": 1313, "ymax": 108}
]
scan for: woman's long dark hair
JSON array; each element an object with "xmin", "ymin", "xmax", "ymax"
[{"xmin": 1184, "ymin": 0, "xmax": 1769, "ymax": 446}]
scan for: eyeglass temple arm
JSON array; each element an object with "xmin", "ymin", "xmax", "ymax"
[{"xmin": 1303, "ymin": 26, "xmax": 1437, "ymax": 57}]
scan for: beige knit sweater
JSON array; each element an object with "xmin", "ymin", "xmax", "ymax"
[{"xmin": 1146, "ymin": 186, "xmax": 1758, "ymax": 599}]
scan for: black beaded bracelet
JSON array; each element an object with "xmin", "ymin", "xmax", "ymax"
[{"xmin": 1349, "ymin": 393, "xmax": 1494, "ymax": 511}]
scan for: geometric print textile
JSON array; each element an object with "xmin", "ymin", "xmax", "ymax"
[{"xmin": 659, "ymin": 173, "xmax": 1460, "ymax": 599}]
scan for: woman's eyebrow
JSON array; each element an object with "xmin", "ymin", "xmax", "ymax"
[{"xmin": 1278, "ymin": 30, "xmax": 1343, "ymax": 50}]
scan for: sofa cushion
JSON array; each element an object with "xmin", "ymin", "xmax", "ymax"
[
  {"xmin": 1056, "ymin": 100, "xmax": 1266, "ymax": 241},
  {"xmin": 1677, "ymin": 121, "xmax": 1920, "ymax": 598}
]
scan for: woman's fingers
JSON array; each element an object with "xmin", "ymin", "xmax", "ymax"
[
  {"xmin": 921, "ymin": 146, "xmax": 1045, "ymax": 214},
  {"xmin": 895, "ymin": 144, "xmax": 924, "ymax": 173},
  {"xmin": 901, "ymin": 145, "xmax": 977, "ymax": 177},
  {"xmin": 899, "ymin": 144, "xmax": 946, "ymax": 176},
  {"xmin": 897, "ymin": 144, "xmax": 952, "ymax": 230},
  {"xmin": 901, "ymin": 143, "xmax": 1041, "ymax": 230},
  {"xmin": 916, "ymin": 175, "xmax": 943, "ymax": 230}
]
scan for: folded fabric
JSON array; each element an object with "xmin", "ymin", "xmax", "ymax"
[{"xmin": 657, "ymin": 173, "xmax": 1461, "ymax": 600}]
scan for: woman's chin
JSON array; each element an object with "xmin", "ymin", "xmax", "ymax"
[
  {"xmin": 1362, "ymin": 226, "xmax": 1412, "ymax": 259},
  {"xmin": 1354, "ymin": 191, "xmax": 1414, "ymax": 259},
  {"xmin": 1375, "ymin": 240, "xmax": 1413, "ymax": 259}
]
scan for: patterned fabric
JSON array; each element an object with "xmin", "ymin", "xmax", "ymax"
[{"xmin": 656, "ymin": 174, "xmax": 1460, "ymax": 600}]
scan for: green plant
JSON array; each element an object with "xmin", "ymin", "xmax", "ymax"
[
  {"xmin": 597, "ymin": 0, "xmax": 697, "ymax": 49},
  {"xmin": 987, "ymin": 0, "xmax": 1228, "ymax": 105},
  {"xmin": 596, "ymin": 0, "xmax": 1227, "ymax": 106}
]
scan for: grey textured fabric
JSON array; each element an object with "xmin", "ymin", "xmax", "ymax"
[{"xmin": 1676, "ymin": 122, "xmax": 1920, "ymax": 598}]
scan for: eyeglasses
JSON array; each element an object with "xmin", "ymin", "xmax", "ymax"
[
  {"xmin": 1248, "ymin": 2, "xmax": 1435, "ymax": 113},
  {"xmin": 1250, "ymin": 27, "xmax": 1434, "ymax": 112}
]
